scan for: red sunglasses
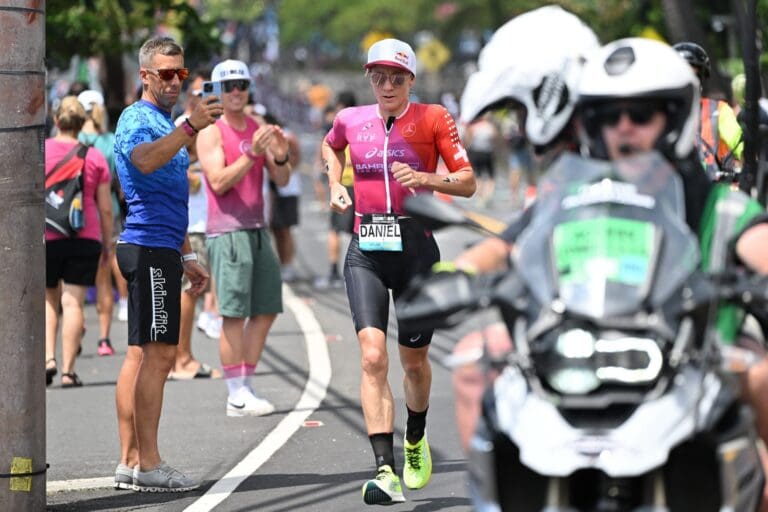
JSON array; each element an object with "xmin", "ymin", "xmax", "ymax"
[{"xmin": 145, "ymin": 68, "xmax": 190, "ymax": 81}]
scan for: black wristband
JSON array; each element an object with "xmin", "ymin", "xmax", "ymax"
[
  {"xmin": 184, "ymin": 118, "xmax": 199, "ymax": 133},
  {"xmin": 273, "ymin": 153, "xmax": 290, "ymax": 166}
]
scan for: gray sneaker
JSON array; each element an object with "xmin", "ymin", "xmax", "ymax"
[
  {"xmin": 114, "ymin": 463, "xmax": 135, "ymax": 490},
  {"xmin": 133, "ymin": 462, "xmax": 200, "ymax": 492}
]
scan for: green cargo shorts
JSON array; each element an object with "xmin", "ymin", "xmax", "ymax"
[{"xmin": 207, "ymin": 229, "xmax": 283, "ymax": 318}]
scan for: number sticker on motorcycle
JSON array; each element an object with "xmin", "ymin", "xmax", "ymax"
[{"xmin": 553, "ymin": 217, "xmax": 655, "ymax": 286}]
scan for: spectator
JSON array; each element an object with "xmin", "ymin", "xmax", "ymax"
[
  {"xmin": 263, "ymin": 112, "xmax": 302, "ymax": 282},
  {"xmin": 169, "ymin": 69, "xmax": 222, "ymax": 380},
  {"xmin": 45, "ymin": 96, "xmax": 112, "ymax": 386},
  {"xmin": 112, "ymin": 36, "xmax": 217, "ymax": 492},
  {"xmin": 196, "ymin": 59, "xmax": 292, "ymax": 417},
  {"xmin": 464, "ymin": 112, "xmax": 499, "ymax": 206},
  {"xmin": 315, "ymin": 91, "xmax": 357, "ymax": 289},
  {"xmin": 77, "ymin": 89, "xmax": 126, "ymax": 357}
]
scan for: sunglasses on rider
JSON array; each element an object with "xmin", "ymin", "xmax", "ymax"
[
  {"xmin": 368, "ymin": 72, "xmax": 408, "ymax": 87},
  {"xmin": 222, "ymin": 79, "xmax": 251, "ymax": 93},
  {"xmin": 145, "ymin": 68, "xmax": 190, "ymax": 81},
  {"xmin": 592, "ymin": 102, "xmax": 664, "ymax": 127}
]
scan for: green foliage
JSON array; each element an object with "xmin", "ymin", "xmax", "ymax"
[
  {"xmin": 46, "ymin": 0, "xmax": 221, "ymax": 69},
  {"xmin": 277, "ymin": 0, "xmax": 662, "ymax": 61},
  {"xmin": 203, "ymin": 0, "xmax": 267, "ymax": 22}
]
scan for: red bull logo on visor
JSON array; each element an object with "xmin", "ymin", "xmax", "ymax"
[{"xmin": 394, "ymin": 51, "xmax": 409, "ymax": 65}]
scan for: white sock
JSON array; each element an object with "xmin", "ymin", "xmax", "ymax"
[{"xmin": 225, "ymin": 376, "xmax": 244, "ymax": 398}]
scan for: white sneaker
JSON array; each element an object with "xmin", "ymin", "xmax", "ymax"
[
  {"xmin": 205, "ymin": 316, "xmax": 222, "ymax": 340},
  {"xmin": 196, "ymin": 311, "xmax": 210, "ymax": 332},
  {"xmin": 117, "ymin": 298, "xmax": 128, "ymax": 322},
  {"xmin": 226, "ymin": 390, "xmax": 275, "ymax": 417}
]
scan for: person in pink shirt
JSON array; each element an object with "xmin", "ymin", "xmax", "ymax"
[
  {"xmin": 321, "ymin": 38, "xmax": 476, "ymax": 505},
  {"xmin": 196, "ymin": 60, "xmax": 291, "ymax": 417},
  {"xmin": 45, "ymin": 96, "xmax": 112, "ymax": 387}
]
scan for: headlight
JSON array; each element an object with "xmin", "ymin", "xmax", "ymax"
[{"xmin": 542, "ymin": 329, "xmax": 663, "ymax": 395}]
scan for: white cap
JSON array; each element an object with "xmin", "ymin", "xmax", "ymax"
[
  {"xmin": 365, "ymin": 39, "xmax": 417, "ymax": 76},
  {"xmin": 211, "ymin": 59, "xmax": 251, "ymax": 83},
  {"xmin": 77, "ymin": 90, "xmax": 104, "ymax": 111}
]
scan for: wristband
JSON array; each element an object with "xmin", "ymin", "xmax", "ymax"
[
  {"xmin": 181, "ymin": 253, "xmax": 198, "ymax": 263},
  {"xmin": 182, "ymin": 118, "xmax": 199, "ymax": 136},
  {"xmin": 273, "ymin": 153, "xmax": 290, "ymax": 166}
]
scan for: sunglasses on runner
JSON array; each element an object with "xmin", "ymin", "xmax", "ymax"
[
  {"xmin": 222, "ymin": 79, "xmax": 251, "ymax": 93},
  {"xmin": 369, "ymin": 72, "xmax": 408, "ymax": 87},
  {"xmin": 145, "ymin": 68, "xmax": 190, "ymax": 81}
]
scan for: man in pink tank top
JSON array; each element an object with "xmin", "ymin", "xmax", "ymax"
[{"xmin": 196, "ymin": 59, "xmax": 292, "ymax": 418}]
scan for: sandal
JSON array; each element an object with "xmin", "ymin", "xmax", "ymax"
[
  {"xmin": 61, "ymin": 372, "xmax": 83, "ymax": 388},
  {"xmin": 46, "ymin": 358, "xmax": 57, "ymax": 386}
]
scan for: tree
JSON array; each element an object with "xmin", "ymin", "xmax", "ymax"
[{"xmin": 46, "ymin": 0, "xmax": 221, "ymax": 125}]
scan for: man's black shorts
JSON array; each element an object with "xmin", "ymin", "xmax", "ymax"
[{"xmin": 116, "ymin": 243, "xmax": 182, "ymax": 346}]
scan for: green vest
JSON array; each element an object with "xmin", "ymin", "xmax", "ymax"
[{"xmin": 698, "ymin": 183, "xmax": 764, "ymax": 344}]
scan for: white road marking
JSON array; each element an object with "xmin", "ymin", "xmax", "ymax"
[
  {"xmin": 183, "ymin": 285, "xmax": 331, "ymax": 511},
  {"xmin": 47, "ymin": 476, "xmax": 114, "ymax": 494},
  {"xmin": 45, "ymin": 284, "xmax": 331, "ymax": 505}
]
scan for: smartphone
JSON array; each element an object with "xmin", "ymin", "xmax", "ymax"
[
  {"xmin": 201, "ymin": 81, "xmax": 222, "ymax": 118},
  {"xmin": 201, "ymin": 80, "xmax": 222, "ymax": 100}
]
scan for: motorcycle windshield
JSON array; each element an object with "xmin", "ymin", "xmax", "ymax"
[{"xmin": 516, "ymin": 152, "xmax": 700, "ymax": 318}]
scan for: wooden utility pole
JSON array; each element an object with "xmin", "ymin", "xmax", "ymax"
[{"xmin": 0, "ymin": 1, "xmax": 47, "ymax": 509}]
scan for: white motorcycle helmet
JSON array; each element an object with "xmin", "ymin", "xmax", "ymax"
[
  {"xmin": 460, "ymin": 5, "xmax": 600, "ymax": 147},
  {"xmin": 576, "ymin": 38, "xmax": 700, "ymax": 160}
]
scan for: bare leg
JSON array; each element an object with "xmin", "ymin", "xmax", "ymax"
[
  {"xmin": 219, "ymin": 316, "xmax": 247, "ymax": 365},
  {"xmin": 398, "ymin": 345, "xmax": 431, "ymax": 413},
  {"xmin": 328, "ymin": 230, "xmax": 340, "ymax": 271},
  {"xmin": 174, "ymin": 290, "xmax": 199, "ymax": 374},
  {"xmin": 359, "ymin": 327, "xmax": 394, "ymax": 434},
  {"xmin": 451, "ymin": 323, "xmax": 512, "ymax": 451},
  {"xmin": 116, "ymin": 345, "xmax": 141, "ymax": 467},
  {"xmin": 243, "ymin": 314, "xmax": 276, "ymax": 365},
  {"xmin": 95, "ymin": 257, "xmax": 114, "ymax": 341},
  {"xmin": 45, "ymin": 284, "xmax": 61, "ymax": 365},
  {"xmin": 134, "ymin": 342, "xmax": 176, "ymax": 470},
  {"xmin": 60, "ymin": 283, "xmax": 87, "ymax": 377},
  {"xmin": 272, "ymin": 226, "xmax": 294, "ymax": 267}
]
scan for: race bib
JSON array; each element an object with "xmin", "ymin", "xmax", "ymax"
[{"xmin": 359, "ymin": 214, "xmax": 402, "ymax": 251}]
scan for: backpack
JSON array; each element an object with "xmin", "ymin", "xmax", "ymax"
[{"xmin": 45, "ymin": 144, "xmax": 89, "ymax": 236}]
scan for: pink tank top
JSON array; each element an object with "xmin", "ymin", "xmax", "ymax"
[{"xmin": 205, "ymin": 117, "xmax": 267, "ymax": 235}]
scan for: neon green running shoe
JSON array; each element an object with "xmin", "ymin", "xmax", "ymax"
[
  {"xmin": 403, "ymin": 432, "xmax": 432, "ymax": 489},
  {"xmin": 362, "ymin": 464, "xmax": 406, "ymax": 505}
]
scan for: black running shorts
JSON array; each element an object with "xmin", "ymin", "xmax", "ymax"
[
  {"xmin": 116, "ymin": 243, "xmax": 183, "ymax": 346},
  {"xmin": 343, "ymin": 218, "xmax": 439, "ymax": 348}
]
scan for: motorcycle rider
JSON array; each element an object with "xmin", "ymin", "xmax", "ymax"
[
  {"xmin": 451, "ymin": 35, "xmax": 768, "ymax": 506},
  {"xmin": 576, "ymin": 37, "xmax": 768, "ymax": 507},
  {"xmin": 444, "ymin": 5, "xmax": 600, "ymax": 449}
]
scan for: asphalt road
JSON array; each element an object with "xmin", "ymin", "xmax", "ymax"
[{"xmin": 45, "ymin": 148, "xmax": 517, "ymax": 511}]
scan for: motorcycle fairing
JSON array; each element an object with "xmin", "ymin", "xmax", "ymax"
[
  {"xmin": 515, "ymin": 152, "xmax": 699, "ymax": 319},
  {"xmin": 492, "ymin": 364, "xmax": 721, "ymax": 477}
]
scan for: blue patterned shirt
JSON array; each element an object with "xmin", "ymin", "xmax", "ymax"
[{"xmin": 114, "ymin": 100, "xmax": 189, "ymax": 250}]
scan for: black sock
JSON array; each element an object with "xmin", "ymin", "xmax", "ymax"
[
  {"xmin": 329, "ymin": 263, "xmax": 339, "ymax": 277},
  {"xmin": 369, "ymin": 433, "xmax": 395, "ymax": 472},
  {"xmin": 406, "ymin": 406, "xmax": 428, "ymax": 444}
]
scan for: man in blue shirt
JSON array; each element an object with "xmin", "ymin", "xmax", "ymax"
[{"xmin": 112, "ymin": 36, "xmax": 222, "ymax": 492}]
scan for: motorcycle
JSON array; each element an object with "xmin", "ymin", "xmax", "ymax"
[{"xmin": 398, "ymin": 151, "xmax": 768, "ymax": 512}]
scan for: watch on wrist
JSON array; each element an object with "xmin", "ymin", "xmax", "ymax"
[
  {"xmin": 273, "ymin": 153, "xmax": 290, "ymax": 166},
  {"xmin": 181, "ymin": 252, "xmax": 198, "ymax": 263},
  {"xmin": 182, "ymin": 118, "xmax": 199, "ymax": 137}
]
